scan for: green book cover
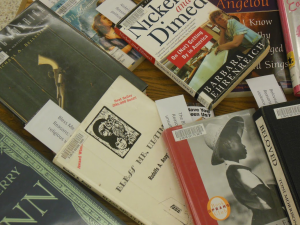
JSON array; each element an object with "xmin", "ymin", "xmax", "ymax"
[{"xmin": 0, "ymin": 119, "xmax": 125, "ymax": 225}]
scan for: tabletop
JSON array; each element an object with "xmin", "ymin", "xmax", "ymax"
[{"xmin": 0, "ymin": 1, "xmax": 297, "ymax": 224}]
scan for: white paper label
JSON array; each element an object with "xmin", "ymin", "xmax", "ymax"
[
  {"xmin": 246, "ymin": 75, "xmax": 287, "ymax": 108},
  {"xmin": 274, "ymin": 104, "xmax": 300, "ymax": 119},
  {"xmin": 155, "ymin": 95, "xmax": 192, "ymax": 129},
  {"xmin": 25, "ymin": 100, "xmax": 80, "ymax": 153},
  {"xmin": 96, "ymin": 0, "xmax": 136, "ymax": 24},
  {"xmin": 0, "ymin": 51, "xmax": 9, "ymax": 65},
  {"xmin": 109, "ymin": 47, "xmax": 135, "ymax": 68},
  {"xmin": 187, "ymin": 105, "xmax": 214, "ymax": 121},
  {"xmin": 172, "ymin": 124, "xmax": 206, "ymax": 141}
]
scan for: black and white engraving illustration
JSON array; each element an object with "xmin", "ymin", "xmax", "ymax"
[{"xmin": 85, "ymin": 107, "xmax": 141, "ymax": 158}]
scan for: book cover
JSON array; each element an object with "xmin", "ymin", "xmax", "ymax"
[
  {"xmin": 115, "ymin": 0, "xmax": 270, "ymax": 109},
  {"xmin": 163, "ymin": 109, "xmax": 289, "ymax": 225},
  {"xmin": 0, "ymin": 1, "xmax": 147, "ymax": 123},
  {"xmin": 253, "ymin": 99, "xmax": 300, "ymax": 224},
  {"xmin": 0, "ymin": 0, "xmax": 27, "ymax": 30},
  {"xmin": 277, "ymin": 0, "xmax": 300, "ymax": 96},
  {"xmin": 0, "ymin": 119, "xmax": 126, "ymax": 225},
  {"xmin": 41, "ymin": 0, "xmax": 145, "ymax": 71},
  {"xmin": 209, "ymin": 0, "xmax": 292, "ymax": 97},
  {"xmin": 53, "ymin": 76, "xmax": 193, "ymax": 225}
]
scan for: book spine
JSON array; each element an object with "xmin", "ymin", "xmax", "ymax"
[
  {"xmin": 255, "ymin": 115, "xmax": 300, "ymax": 225},
  {"xmin": 114, "ymin": 27, "xmax": 200, "ymax": 106},
  {"xmin": 54, "ymin": 160, "xmax": 146, "ymax": 225},
  {"xmin": 277, "ymin": 0, "xmax": 300, "ymax": 96},
  {"xmin": 162, "ymin": 131, "xmax": 197, "ymax": 225}
]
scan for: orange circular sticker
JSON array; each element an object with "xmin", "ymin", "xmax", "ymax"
[{"xmin": 207, "ymin": 196, "xmax": 230, "ymax": 221}]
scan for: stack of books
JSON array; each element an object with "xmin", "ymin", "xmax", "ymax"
[{"xmin": 0, "ymin": 0, "xmax": 299, "ymax": 224}]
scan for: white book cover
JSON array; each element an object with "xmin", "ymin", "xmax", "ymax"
[{"xmin": 53, "ymin": 76, "xmax": 192, "ymax": 225}]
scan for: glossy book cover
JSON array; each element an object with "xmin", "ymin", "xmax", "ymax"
[
  {"xmin": 116, "ymin": 0, "xmax": 270, "ymax": 109},
  {"xmin": 163, "ymin": 109, "xmax": 289, "ymax": 225},
  {"xmin": 209, "ymin": 0, "xmax": 292, "ymax": 96},
  {"xmin": 44, "ymin": 0, "xmax": 145, "ymax": 71},
  {"xmin": 0, "ymin": 1, "xmax": 147, "ymax": 123},
  {"xmin": 0, "ymin": 120, "xmax": 125, "ymax": 225}
]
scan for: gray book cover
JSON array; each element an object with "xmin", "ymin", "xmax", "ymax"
[{"xmin": 0, "ymin": 1, "xmax": 147, "ymax": 123}]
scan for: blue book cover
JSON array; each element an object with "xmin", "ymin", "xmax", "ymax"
[
  {"xmin": 0, "ymin": 119, "xmax": 125, "ymax": 225},
  {"xmin": 50, "ymin": 0, "xmax": 144, "ymax": 71}
]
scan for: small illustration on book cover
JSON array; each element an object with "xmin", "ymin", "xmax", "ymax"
[{"xmin": 85, "ymin": 106, "xmax": 141, "ymax": 158}]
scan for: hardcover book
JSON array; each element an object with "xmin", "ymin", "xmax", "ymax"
[
  {"xmin": 209, "ymin": 0, "xmax": 292, "ymax": 97},
  {"xmin": 40, "ymin": 0, "xmax": 145, "ymax": 71},
  {"xmin": 253, "ymin": 99, "xmax": 300, "ymax": 225},
  {"xmin": 0, "ymin": 119, "xmax": 125, "ymax": 225},
  {"xmin": 277, "ymin": 0, "xmax": 300, "ymax": 96},
  {"xmin": 115, "ymin": 0, "xmax": 270, "ymax": 109},
  {"xmin": 54, "ymin": 76, "xmax": 193, "ymax": 225},
  {"xmin": 163, "ymin": 109, "xmax": 289, "ymax": 225},
  {"xmin": 0, "ymin": 1, "xmax": 147, "ymax": 123}
]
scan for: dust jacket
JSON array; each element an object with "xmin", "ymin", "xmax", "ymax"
[
  {"xmin": 54, "ymin": 76, "xmax": 193, "ymax": 225},
  {"xmin": 163, "ymin": 109, "xmax": 289, "ymax": 225},
  {"xmin": 0, "ymin": 1, "xmax": 147, "ymax": 123},
  {"xmin": 115, "ymin": 0, "xmax": 270, "ymax": 109},
  {"xmin": 40, "ymin": 0, "xmax": 145, "ymax": 71},
  {"xmin": 0, "ymin": 119, "xmax": 125, "ymax": 225},
  {"xmin": 277, "ymin": 0, "xmax": 300, "ymax": 96},
  {"xmin": 253, "ymin": 99, "xmax": 300, "ymax": 225},
  {"xmin": 209, "ymin": 0, "xmax": 292, "ymax": 97}
]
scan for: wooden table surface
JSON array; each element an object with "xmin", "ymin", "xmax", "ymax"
[{"xmin": 0, "ymin": 1, "xmax": 297, "ymax": 224}]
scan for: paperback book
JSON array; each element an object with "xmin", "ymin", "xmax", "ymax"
[
  {"xmin": 163, "ymin": 109, "xmax": 289, "ymax": 225},
  {"xmin": 40, "ymin": 0, "xmax": 145, "ymax": 71},
  {"xmin": 277, "ymin": 0, "xmax": 300, "ymax": 96},
  {"xmin": 253, "ymin": 99, "xmax": 300, "ymax": 224},
  {"xmin": 54, "ymin": 76, "xmax": 193, "ymax": 225},
  {"xmin": 0, "ymin": 1, "xmax": 147, "ymax": 123},
  {"xmin": 116, "ymin": 0, "xmax": 270, "ymax": 109},
  {"xmin": 209, "ymin": 0, "xmax": 292, "ymax": 96},
  {"xmin": 0, "ymin": 119, "xmax": 125, "ymax": 225}
]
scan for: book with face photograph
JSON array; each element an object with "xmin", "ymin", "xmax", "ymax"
[
  {"xmin": 0, "ymin": 1, "xmax": 147, "ymax": 123},
  {"xmin": 53, "ymin": 76, "xmax": 193, "ymax": 225},
  {"xmin": 208, "ymin": 0, "xmax": 292, "ymax": 97},
  {"xmin": 116, "ymin": 0, "xmax": 270, "ymax": 109},
  {"xmin": 163, "ymin": 109, "xmax": 289, "ymax": 225},
  {"xmin": 40, "ymin": 0, "xmax": 145, "ymax": 71}
]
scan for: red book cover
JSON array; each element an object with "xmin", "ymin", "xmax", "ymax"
[{"xmin": 163, "ymin": 109, "xmax": 290, "ymax": 225}]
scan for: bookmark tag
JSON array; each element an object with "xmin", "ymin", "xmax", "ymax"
[{"xmin": 25, "ymin": 100, "xmax": 80, "ymax": 153}]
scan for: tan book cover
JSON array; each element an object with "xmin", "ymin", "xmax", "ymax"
[
  {"xmin": 0, "ymin": 0, "xmax": 27, "ymax": 30},
  {"xmin": 53, "ymin": 76, "xmax": 192, "ymax": 225}
]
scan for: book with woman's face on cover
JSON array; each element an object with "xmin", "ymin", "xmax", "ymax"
[{"xmin": 116, "ymin": 0, "xmax": 270, "ymax": 109}]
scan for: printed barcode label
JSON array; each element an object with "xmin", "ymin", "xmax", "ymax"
[
  {"xmin": 61, "ymin": 131, "xmax": 87, "ymax": 160},
  {"xmin": 121, "ymin": 7, "xmax": 146, "ymax": 29},
  {"xmin": 172, "ymin": 124, "xmax": 206, "ymax": 142},
  {"xmin": 56, "ymin": 0, "xmax": 79, "ymax": 16},
  {"xmin": 197, "ymin": 92, "xmax": 212, "ymax": 110},
  {"xmin": 0, "ymin": 51, "xmax": 9, "ymax": 65},
  {"xmin": 274, "ymin": 104, "xmax": 300, "ymax": 119}
]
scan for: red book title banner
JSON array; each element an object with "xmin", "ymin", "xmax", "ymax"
[{"xmin": 167, "ymin": 27, "xmax": 213, "ymax": 69}]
